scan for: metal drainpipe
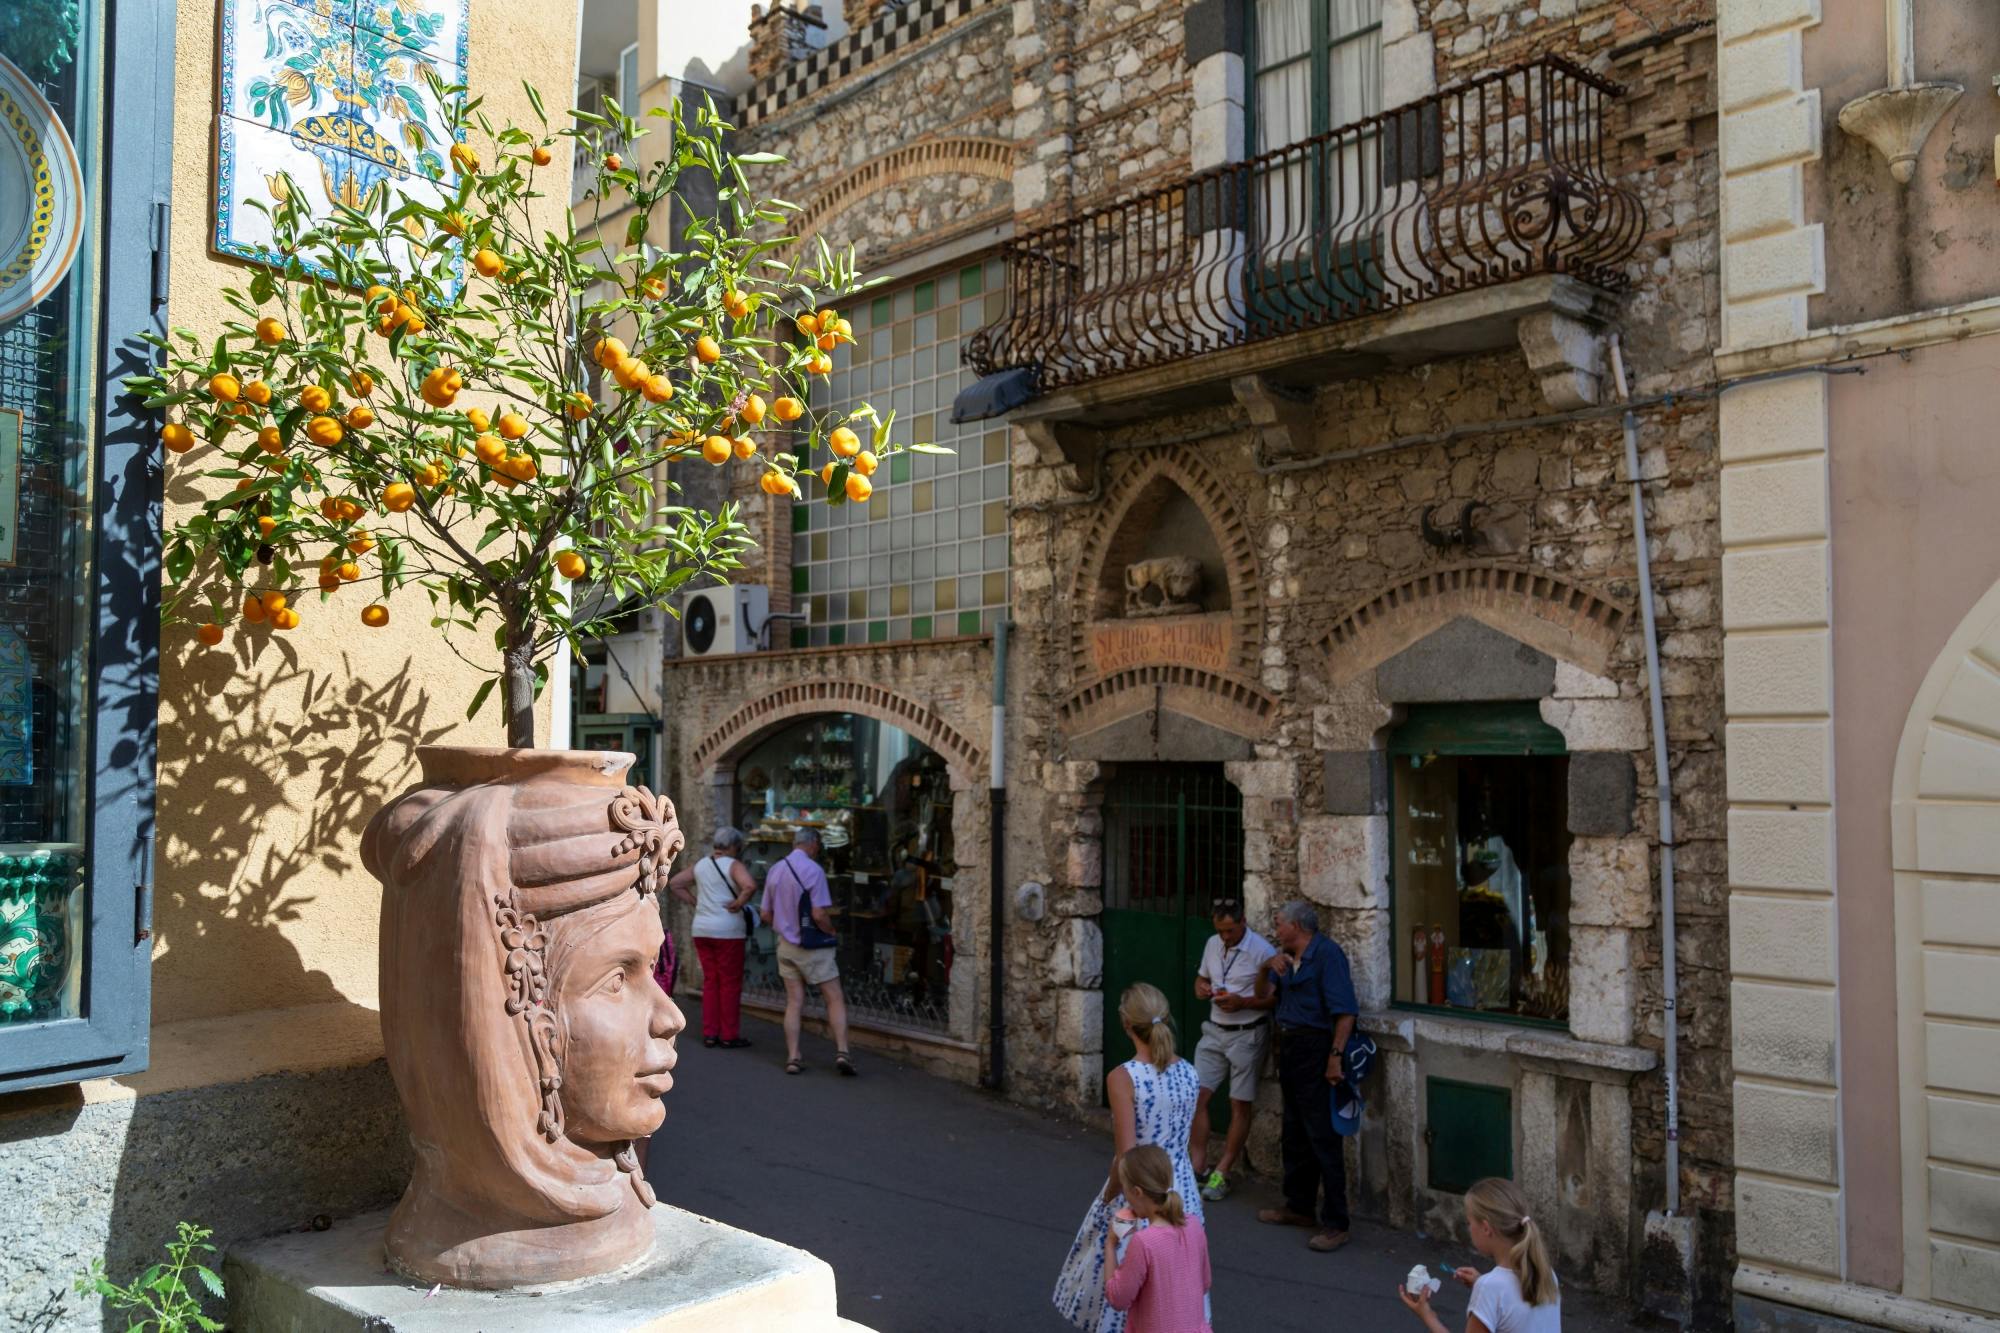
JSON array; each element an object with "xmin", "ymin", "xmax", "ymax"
[
  {"xmin": 1609, "ymin": 335, "xmax": 1681, "ymax": 1215},
  {"xmin": 984, "ymin": 619, "xmax": 1011, "ymax": 1091}
]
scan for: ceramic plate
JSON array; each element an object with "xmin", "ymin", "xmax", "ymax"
[{"xmin": 0, "ymin": 54, "xmax": 85, "ymax": 327}]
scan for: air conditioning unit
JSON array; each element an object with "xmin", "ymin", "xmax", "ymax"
[{"xmin": 675, "ymin": 584, "xmax": 769, "ymax": 658}]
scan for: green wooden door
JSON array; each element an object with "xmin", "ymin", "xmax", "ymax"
[{"xmin": 1100, "ymin": 765, "xmax": 1245, "ymax": 1130}]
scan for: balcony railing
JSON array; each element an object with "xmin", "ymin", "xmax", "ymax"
[{"xmin": 965, "ymin": 56, "xmax": 1643, "ymax": 394}]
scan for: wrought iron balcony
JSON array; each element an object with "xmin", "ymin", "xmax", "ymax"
[{"xmin": 964, "ymin": 56, "xmax": 1643, "ymax": 397}]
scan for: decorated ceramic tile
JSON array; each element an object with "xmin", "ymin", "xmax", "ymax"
[
  {"xmin": 216, "ymin": 0, "xmax": 468, "ymax": 277},
  {"xmin": 0, "ymin": 53, "xmax": 86, "ymax": 327}
]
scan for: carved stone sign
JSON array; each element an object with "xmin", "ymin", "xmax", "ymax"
[{"xmin": 1088, "ymin": 612, "xmax": 1235, "ymax": 676}]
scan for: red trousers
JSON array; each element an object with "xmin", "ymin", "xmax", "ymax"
[{"xmin": 693, "ymin": 935, "xmax": 746, "ymax": 1041}]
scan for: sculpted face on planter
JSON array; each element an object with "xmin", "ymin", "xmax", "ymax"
[{"xmin": 363, "ymin": 747, "xmax": 687, "ymax": 1288}]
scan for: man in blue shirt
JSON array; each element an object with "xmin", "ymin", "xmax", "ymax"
[{"xmin": 1251, "ymin": 900, "xmax": 1359, "ymax": 1253}]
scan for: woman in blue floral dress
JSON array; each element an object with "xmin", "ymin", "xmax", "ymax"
[{"xmin": 1053, "ymin": 982, "xmax": 1206, "ymax": 1332}]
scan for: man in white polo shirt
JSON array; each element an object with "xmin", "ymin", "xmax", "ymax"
[{"xmin": 1189, "ymin": 896, "xmax": 1276, "ymax": 1201}]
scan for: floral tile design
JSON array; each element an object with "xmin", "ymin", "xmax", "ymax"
[{"xmin": 215, "ymin": 0, "xmax": 469, "ymax": 277}]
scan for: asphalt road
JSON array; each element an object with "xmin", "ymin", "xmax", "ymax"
[{"xmin": 644, "ymin": 1003, "xmax": 1648, "ymax": 1332}]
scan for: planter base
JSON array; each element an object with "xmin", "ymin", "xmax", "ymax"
[{"xmin": 224, "ymin": 1205, "xmax": 873, "ymax": 1332}]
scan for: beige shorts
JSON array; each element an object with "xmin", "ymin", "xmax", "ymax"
[
  {"xmin": 777, "ymin": 938, "xmax": 840, "ymax": 987},
  {"xmin": 1193, "ymin": 1020, "xmax": 1269, "ymax": 1102}
]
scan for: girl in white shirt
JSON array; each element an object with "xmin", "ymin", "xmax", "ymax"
[{"xmin": 1398, "ymin": 1177, "xmax": 1560, "ymax": 1333}]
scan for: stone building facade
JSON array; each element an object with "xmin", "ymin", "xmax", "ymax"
[{"xmin": 637, "ymin": 0, "xmax": 1731, "ymax": 1317}]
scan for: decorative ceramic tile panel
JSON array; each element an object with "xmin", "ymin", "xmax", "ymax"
[
  {"xmin": 214, "ymin": 0, "xmax": 469, "ymax": 276},
  {"xmin": 790, "ymin": 260, "xmax": 1011, "ymax": 648}
]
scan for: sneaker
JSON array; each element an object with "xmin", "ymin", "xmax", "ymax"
[{"xmin": 1199, "ymin": 1170, "xmax": 1230, "ymax": 1201}]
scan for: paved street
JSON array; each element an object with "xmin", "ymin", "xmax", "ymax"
[{"xmin": 646, "ymin": 1003, "xmax": 1647, "ymax": 1332}]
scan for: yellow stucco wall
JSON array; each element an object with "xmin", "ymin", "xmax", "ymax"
[{"xmin": 117, "ymin": 0, "xmax": 578, "ymax": 1090}]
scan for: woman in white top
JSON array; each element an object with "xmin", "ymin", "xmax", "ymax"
[
  {"xmin": 1399, "ymin": 1176, "xmax": 1560, "ymax": 1333},
  {"xmin": 667, "ymin": 827, "xmax": 760, "ymax": 1049}
]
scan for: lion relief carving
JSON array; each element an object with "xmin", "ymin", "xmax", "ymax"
[{"xmin": 1123, "ymin": 556, "xmax": 1203, "ymax": 618}]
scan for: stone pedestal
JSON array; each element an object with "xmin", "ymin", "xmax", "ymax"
[{"xmin": 225, "ymin": 1205, "xmax": 875, "ymax": 1332}]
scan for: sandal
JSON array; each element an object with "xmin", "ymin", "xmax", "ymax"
[
  {"xmin": 702, "ymin": 1037, "xmax": 720, "ymax": 1048},
  {"xmin": 785, "ymin": 1059, "xmax": 804, "ymax": 1075},
  {"xmin": 835, "ymin": 1051, "xmax": 857, "ymax": 1077}
]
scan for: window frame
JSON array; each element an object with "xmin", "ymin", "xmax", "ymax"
[
  {"xmin": 1246, "ymin": 0, "xmax": 1385, "ymax": 159},
  {"xmin": 0, "ymin": 0, "xmax": 171, "ymax": 1092},
  {"xmin": 1385, "ymin": 702, "xmax": 1572, "ymax": 1033}
]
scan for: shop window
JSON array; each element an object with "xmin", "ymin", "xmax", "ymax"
[
  {"xmin": 1389, "ymin": 704, "xmax": 1570, "ymax": 1025},
  {"xmin": 0, "ymin": 0, "xmax": 167, "ymax": 1090},
  {"xmin": 733, "ymin": 713, "xmax": 956, "ymax": 1031},
  {"xmin": 789, "ymin": 262, "xmax": 1011, "ymax": 648}
]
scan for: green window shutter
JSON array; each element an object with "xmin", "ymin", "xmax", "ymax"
[
  {"xmin": 1389, "ymin": 702, "xmax": 1567, "ymax": 756},
  {"xmin": 1425, "ymin": 1078, "xmax": 1512, "ymax": 1193}
]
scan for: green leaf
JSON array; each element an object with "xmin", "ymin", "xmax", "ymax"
[
  {"xmin": 466, "ymin": 677, "xmax": 496, "ymax": 721},
  {"xmin": 906, "ymin": 442, "xmax": 954, "ymax": 454},
  {"xmin": 733, "ymin": 152, "xmax": 786, "ymax": 165},
  {"xmin": 524, "ymin": 82, "xmax": 547, "ymax": 124},
  {"xmin": 194, "ymin": 1266, "xmax": 225, "ymax": 1297}
]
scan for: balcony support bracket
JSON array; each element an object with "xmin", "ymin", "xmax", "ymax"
[
  {"xmin": 1231, "ymin": 375, "xmax": 1316, "ymax": 459},
  {"xmin": 1517, "ymin": 310, "xmax": 1609, "ymax": 411},
  {"xmin": 1019, "ymin": 419, "xmax": 1106, "ymax": 491}
]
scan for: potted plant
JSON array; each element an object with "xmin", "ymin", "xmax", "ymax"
[{"xmin": 129, "ymin": 84, "xmax": 929, "ymax": 1287}]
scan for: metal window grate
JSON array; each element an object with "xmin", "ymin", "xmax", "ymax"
[{"xmin": 1103, "ymin": 764, "xmax": 1244, "ymax": 918}]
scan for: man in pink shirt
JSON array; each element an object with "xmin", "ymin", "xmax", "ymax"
[{"xmin": 759, "ymin": 827, "xmax": 855, "ymax": 1076}]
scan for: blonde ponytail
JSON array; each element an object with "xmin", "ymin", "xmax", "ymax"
[
  {"xmin": 1466, "ymin": 1178, "xmax": 1556, "ymax": 1305},
  {"xmin": 1117, "ymin": 1145, "xmax": 1186, "ymax": 1227},
  {"xmin": 1118, "ymin": 982, "xmax": 1176, "ymax": 1072}
]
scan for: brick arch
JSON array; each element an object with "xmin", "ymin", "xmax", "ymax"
[
  {"xmin": 1069, "ymin": 446, "xmax": 1265, "ymax": 680},
  {"xmin": 1059, "ymin": 665, "xmax": 1278, "ymax": 743},
  {"xmin": 788, "ymin": 137, "xmax": 1015, "ymax": 256},
  {"xmin": 690, "ymin": 679, "xmax": 986, "ymax": 789},
  {"xmin": 1318, "ymin": 563, "xmax": 1632, "ymax": 684}
]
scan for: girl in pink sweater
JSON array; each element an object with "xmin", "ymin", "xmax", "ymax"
[{"xmin": 1104, "ymin": 1145, "xmax": 1213, "ymax": 1333}]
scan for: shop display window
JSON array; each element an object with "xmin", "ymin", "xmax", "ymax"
[
  {"xmin": 788, "ymin": 261, "xmax": 1012, "ymax": 648},
  {"xmin": 731, "ymin": 712, "xmax": 955, "ymax": 1031},
  {"xmin": 1389, "ymin": 704, "xmax": 1571, "ymax": 1025}
]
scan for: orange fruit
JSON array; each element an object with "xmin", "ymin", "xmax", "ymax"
[
  {"xmin": 348, "ymin": 531, "xmax": 374, "ymax": 554},
  {"xmin": 301, "ymin": 385, "xmax": 332, "ymax": 413},
  {"xmin": 740, "ymin": 394, "xmax": 767, "ymax": 425},
  {"xmin": 361, "ymin": 603, "xmax": 389, "ymax": 627},
  {"xmin": 829, "ymin": 426, "xmax": 861, "ymax": 458},
  {"xmin": 760, "ymin": 469, "xmax": 794, "ymax": 497},
  {"xmin": 531, "ymin": 145, "xmax": 553, "ymax": 167},
  {"xmin": 556, "ymin": 550, "xmax": 587, "ymax": 580},
  {"xmin": 305, "ymin": 415, "xmax": 344, "ymax": 447},
  {"xmin": 495, "ymin": 473, "xmax": 518, "ymax": 489},
  {"xmin": 255, "ymin": 317, "xmax": 286, "ymax": 345},
  {"xmin": 376, "ymin": 313, "xmax": 401, "ymax": 337},
  {"xmin": 503, "ymin": 454, "xmax": 537, "ymax": 482},
  {"xmin": 564, "ymin": 393, "xmax": 593, "ymax": 421},
  {"xmin": 350, "ymin": 370, "xmax": 375, "ymax": 398},
  {"xmin": 604, "ymin": 152, "xmax": 622, "ymax": 171},
  {"xmin": 401, "ymin": 311, "xmax": 427, "ymax": 336},
  {"xmin": 724, "ymin": 289, "xmax": 751, "ymax": 319},
  {"xmin": 474, "ymin": 433, "xmax": 506, "ymax": 464},
  {"xmin": 465, "ymin": 407, "xmax": 490, "ymax": 432},
  {"xmin": 472, "ymin": 248, "xmax": 504, "ymax": 278},
  {"xmin": 592, "ymin": 336, "xmax": 628, "ymax": 369},
  {"xmin": 641, "ymin": 374, "xmax": 674, "ymax": 404},
  {"xmin": 419, "ymin": 367, "xmax": 462, "ymax": 408},
  {"xmin": 795, "ymin": 312, "xmax": 819, "ymax": 336},
  {"xmin": 845, "ymin": 473, "xmax": 873, "ymax": 503},
  {"xmin": 319, "ymin": 572, "xmax": 342, "ymax": 592},
  {"xmin": 336, "ymin": 498, "xmax": 364, "ymax": 522},
  {"xmin": 853, "ymin": 449, "xmax": 878, "ymax": 477},
  {"xmin": 641, "ymin": 276, "xmax": 667, "ymax": 300},
  {"xmin": 613, "ymin": 357, "xmax": 648, "ymax": 392},
  {"xmin": 497, "ymin": 411, "xmax": 529, "ymax": 441},
  {"xmin": 819, "ymin": 462, "xmax": 836, "ymax": 486},
  {"xmin": 260, "ymin": 591, "xmax": 288, "ymax": 615},
  {"xmin": 345, "ymin": 404, "xmax": 374, "ymax": 430},
  {"xmin": 234, "ymin": 478, "xmax": 255, "ymax": 492},
  {"xmin": 243, "ymin": 595, "xmax": 268, "ymax": 624},
  {"xmin": 732, "ymin": 435, "xmax": 757, "ymax": 460},
  {"xmin": 256, "ymin": 426, "xmax": 283, "ymax": 454},
  {"xmin": 209, "ymin": 373, "xmax": 241, "ymax": 402},
  {"xmin": 817, "ymin": 332, "xmax": 838, "ymax": 352},
  {"xmin": 807, "ymin": 352, "xmax": 832, "ymax": 376},
  {"xmin": 257, "ymin": 515, "xmax": 277, "ymax": 537},
  {"xmin": 701, "ymin": 435, "xmax": 732, "ymax": 465},
  {"xmin": 272, "ymin": 607, "xmax": 301, "ymax": 630},
  {"xmin": 337, "ymin": 561, "xmax": 361, "ymax": 582},
  {"xmin": 694, "ymin": 335, "xmax": 722, "ymax": 364},
  {"xmin": 161, "ymin": 423, "xmax": 195, "ymax": 454},
  {"xmin": 382, "ymin": 482, "xmax": 416, "ymax": 513},
  {"xmin": 196, "ymin": 622, "xmax": 225, "ymax": 646},
  {"xmin": 772, "ymin": 396, "xmax": 804, "ymax": 423},
  {"xmin": 449, "ymin": 143, "xmax": 479, "ymax": 174},
  {"xmin": 416, "ymin": 463, "xmax": 445, "ymax": 487},
  {"xmin": 243, "ymin": 379, "xmax": 272, "ymax": 407}
]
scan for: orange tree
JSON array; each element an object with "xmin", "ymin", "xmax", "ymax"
[{"xmin": 130, "ymin": 83, "xmax": 925, "ymax": 748}]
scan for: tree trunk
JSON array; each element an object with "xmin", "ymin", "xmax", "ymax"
[{"xmin": 502, "ymin": 620, "xmax": 538, "ymax": 749}]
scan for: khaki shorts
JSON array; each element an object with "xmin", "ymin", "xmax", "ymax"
[
  {"xmin": 777, "ymin": 938, "xmax": 840, "ymax": 987},
  {"xmin": 1193, "ymin": 1020, "xmax": 1269, "ymax": 1102}
]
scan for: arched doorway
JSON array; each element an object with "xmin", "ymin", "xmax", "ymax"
[{"xmin": 731, "ymin": 711, "xmax": 959, "ymax": 1032}]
